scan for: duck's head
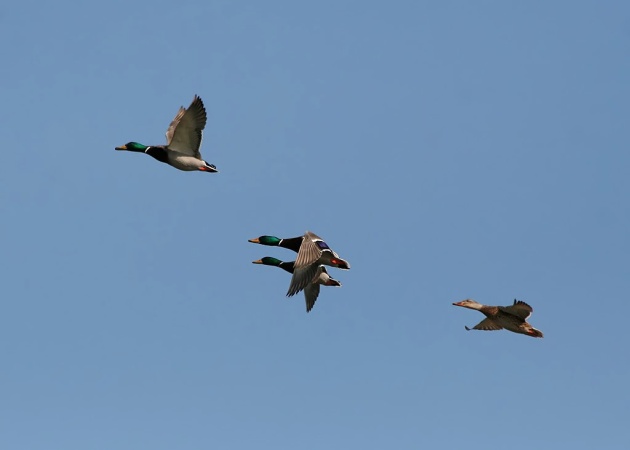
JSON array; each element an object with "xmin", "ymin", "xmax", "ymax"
[
  {"xmin": 452, "ymin": 299, "xmax": 483, "ymax": 310},
  {"xmin": 253, "ymin": 256, "xmax": 294, "ymax": 274},
  {"xmin": 248, "ymin": 236, "xmax": 281, "ymax": 246},
  {"xmin": 115, "ymin": 142, "xmax": 148, "ymax": 152},
  {"xmin": 252, "ymin": 256, "xmax": 282, "ymax": 266}
]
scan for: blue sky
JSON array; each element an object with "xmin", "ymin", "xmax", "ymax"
[{"xmin": 2, "ymin": 1, "xmax": 629, "ymax": 448}]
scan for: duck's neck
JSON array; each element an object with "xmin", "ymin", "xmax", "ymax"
[
  {"xmin": 279, "ymin": 236, "xmax": 303, "ymax": 253},
  {"xmin": 259, "ymin": 257, "xmax": 294, "ymax": 274},
  {"xmin": 144, "ymin": 146, "xmax": 169, "ymax": 164},
  {"xmin": 468, "ymin": 303, "xmax": 485, "ymax": 311},
  {"xmin": 277, "ymin": 261, "xmax": 295, "ymax": 274}
]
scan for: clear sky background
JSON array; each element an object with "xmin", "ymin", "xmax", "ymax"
[{"xmin": 2, "ymin": 1, "xmax": 629, "ymax": 448}]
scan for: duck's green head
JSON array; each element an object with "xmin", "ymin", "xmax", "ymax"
[
  {"xmin": 115, "ymin": 142, "xmax": 148, "ymax": 152},
  {"xmin": 252, "ymin": 257, "xmax": 283, "ymax": 266},
  {"xmin": 248, "ymin": 235, "xmax": 281, "ymax": 246}
]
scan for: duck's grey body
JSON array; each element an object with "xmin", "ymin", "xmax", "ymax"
[{"xmin": 167, "ymin": 152, "xmax": 216, "ymax": 171}]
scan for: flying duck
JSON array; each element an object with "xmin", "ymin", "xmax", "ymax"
[
  {"xmin": 248, "ymin": 231, "xmax": 350, "ymax": 297},
  {"xmin": 252, "ymin": 257, "xmax": 342, "ymax": 312},
  {"xmin": 452, "ymin": 299, "xmax": 544, "ymax": 338},
  {"xmin": 115, "ymin": 95, "xmax": 217, "ymax": 172}
]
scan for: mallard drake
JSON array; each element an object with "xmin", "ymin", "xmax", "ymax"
[
  {"xmin": 252, "ymin": 257, "xmax": 342, "ymax": 312},
  {"xmin": 115, "ymin": 95, "xmax": 218, "ymax": 172},
  {"xmin": 247, "ymin": 235, "xmax": 303, "ymax": 252},
  {"xmin": 452, "ymin": 299, "xmax": 544, "ymax": 338},
  {"xmin": 248, "ymin": 231, "xmax": 350, "ymax": 297}
]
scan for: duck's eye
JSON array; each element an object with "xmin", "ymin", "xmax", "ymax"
[{"xmin": 331, "ymin": 258, "xmax": 339, "ymax": 264}]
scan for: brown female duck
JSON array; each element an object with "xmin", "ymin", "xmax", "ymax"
[{"xmin": 452, "ymin": 299, "xmax": 544, "ymax": 338}]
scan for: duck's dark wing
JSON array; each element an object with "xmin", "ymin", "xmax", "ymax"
[
  {"xmin": 499, "ymin": 299, "xmax": 533, "ymax": 320},
  {"xmin": 286, "ymin": 264, "xmax": 320, "ymax": 298},
  {"xmin": 466, "ymin": 318, "xmax": 503, "ymax": 331},
  {"xmin": 303, "ymin": 282, "xmax": 320, "ymax": 313}
]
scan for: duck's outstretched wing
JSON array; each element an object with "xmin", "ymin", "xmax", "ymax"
[
  {"xmin": 466, "ymin": 318, "xmax": 503, "ymax": 331},
  {"xmin": 287, "ymin": 264, "xmax": 320, "ymax": 298},
  {"xmin": 287, "ymin": 232, "xmax": 325, "ymax": 297},
  {"xmin": 303, "ymin": 283, "xmax": 320, "ymax": 313},
  {"xmin": 165, "ymin": 107, "xmax": 186, "ymax": 145},
  {"xmin": 166, "ymin": 95, "xmax": 207, "ymax": 158},
  {"xmin": 293, "ymin": 231, "xmax": 324, "ymax": 269},
  {"xmin": 499, "ymin": 299, "xmax": 533, "ymax": 320}
]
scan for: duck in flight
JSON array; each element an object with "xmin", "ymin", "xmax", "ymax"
[
  {"xmin": 252, "ymin": 257, "xmax": 342, "ymax": 312},
  {"xmin": 248, "ymin": 231, "xmax": 350, "ymax": 298},
  {"xmin": 452, "ymin": 299, "xmax": 544, "ymax": 338},
  {"xmin": 115, "ymin": 95, "xmax": 217, "ymax": 173}
]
